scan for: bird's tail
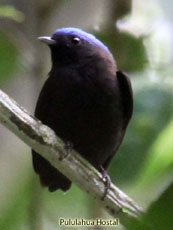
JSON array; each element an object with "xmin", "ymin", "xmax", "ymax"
[{"xmin": 32, "ymin": 150, "xmax": 71, "ymax": 192}]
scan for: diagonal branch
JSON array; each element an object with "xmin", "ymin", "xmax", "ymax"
[{"xmin": 0, "ymin": 89, "xmax": 143, "ymax": 227}]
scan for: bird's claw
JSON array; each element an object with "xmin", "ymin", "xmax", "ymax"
[
  {"xmin": 99, "ymin": 165, "xmax": 111, "ymax": 200},
  {"xmin": 59, "ymin": 141, "xmax": 73, "ymax": 160}
]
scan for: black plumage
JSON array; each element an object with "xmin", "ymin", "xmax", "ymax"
[{"xmin": 32, "ymin": 28, "xmax": 133, "ymax": 192}]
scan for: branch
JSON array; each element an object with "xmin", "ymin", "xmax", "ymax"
[{"xmin": 0, "ymin": 89, "xmax": 143, "ymax": 227}]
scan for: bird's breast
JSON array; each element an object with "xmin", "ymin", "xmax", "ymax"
[{"xmin": 47, "ymin": 69, "xmax": 124, "ymax": 165}]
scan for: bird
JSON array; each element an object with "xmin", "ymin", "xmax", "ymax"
[{"xmin": 32, "ymin": 27, "xmax": 133, "ymax": 194}]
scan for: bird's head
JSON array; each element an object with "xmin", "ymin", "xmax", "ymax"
[{"xmin": 38, "ymin": 27, "xmax": 116, "ymax": 70}]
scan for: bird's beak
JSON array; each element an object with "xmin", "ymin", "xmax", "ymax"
[{"xmin": 38, "ymin": 36, "xmax": 56, "ymax": 45}]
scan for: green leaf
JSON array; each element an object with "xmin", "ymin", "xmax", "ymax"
[
  {"xmin": 143, "ymin": 181, "xmax": 173, "ymax": 230},
  {"xmin": 128, "ymin": 180, "xmax": 173, "ymax": 230}
]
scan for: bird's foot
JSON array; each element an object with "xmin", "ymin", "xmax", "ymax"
[
  {"xmin": 59, "ymin": 141, "xmax": 73, "ymax": 160},
  {"xmin": 99, "ymin": 165, "xmax": 111, "ymax": 200}
]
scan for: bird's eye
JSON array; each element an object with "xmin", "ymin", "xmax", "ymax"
[{"xmin": 72, "ymin": 37, "xmax": 81, "ymax": 46}]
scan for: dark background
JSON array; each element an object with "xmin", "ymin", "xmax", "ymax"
[{"xmin": 0, "ymin": 0, "xmax": 173, "ymax": 229}]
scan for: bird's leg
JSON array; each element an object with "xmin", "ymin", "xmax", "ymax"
[
  {"xmin": 99, "ymin": 165, "xmax": 111, "ymax": 200},
  {"xmin": 59, "ymin": 141, "xmax": 73, "ymax": 160}
]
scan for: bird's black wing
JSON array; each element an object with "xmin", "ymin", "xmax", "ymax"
[
  {"xmin": 32, "ymin": 78, "xmax": 72, "ymax": 192},
  {"xmin": 116, "ymin": 70, "xmax": 133, "ymax": 128},
  {"xmin": 102, "ymin": 71, "xmax": 133, "ymax": 170}
]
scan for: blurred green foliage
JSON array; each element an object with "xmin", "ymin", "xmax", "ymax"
[
  {"xmin": 135, "ymin": 120, "xmax": 173, "ymax": 187},
  {"xmin": 0, "ymin": 5, "xmax": 24, "ymax": 22},
  {"xmin": 44, "ymin": 185, "xmax": 92, "ymax": 221},
  {"xmin": 0, "ymin": 32, "xmax": 19, "ymax": 85},
  {"xmin": 110, "ymin": 85, "xmax": 173, "ymax": 187},
  {"xmin": 0, "ymin": 173, "xmax": 33, "ymax": 230},
  {"xmin": 96, "ymin": 31, "xmax": 148, "ymax": 72}
]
